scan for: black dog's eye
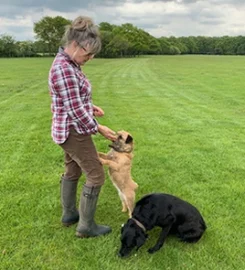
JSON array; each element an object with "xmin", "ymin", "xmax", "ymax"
[{"xmin": 118, "ymin": 135, "xmax": 123, "ymax": 140}]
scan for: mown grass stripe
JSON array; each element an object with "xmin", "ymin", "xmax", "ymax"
[{"xmin": 0, "ymin": 56, "xmax": 244, "ymax": 270}]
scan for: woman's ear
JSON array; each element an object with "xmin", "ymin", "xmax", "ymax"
[{"xmin": 72, "ymin": 40, "xmax": 79, "ymax": 48}]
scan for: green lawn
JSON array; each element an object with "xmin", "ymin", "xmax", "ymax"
[{"xmin": 0, "ymin": 55, "xmax": 245, "ymax": 270}]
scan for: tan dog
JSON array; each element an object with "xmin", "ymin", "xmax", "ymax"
[{"xmin": 98, "ymin": 131, "xmax": 138, "ymax": 217}]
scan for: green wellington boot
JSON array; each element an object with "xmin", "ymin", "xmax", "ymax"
[
  {"xmin": 76, "ymin": 184, "xmax": 111, "ymax": 237},
  {"xmin": 60, "ymin": 176, "xmax": 79, "ymax": 226}
]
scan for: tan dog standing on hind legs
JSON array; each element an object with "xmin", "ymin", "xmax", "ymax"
[{"xmin": 98, "ymin": 131, "xmax": 138, "ymax": 217}]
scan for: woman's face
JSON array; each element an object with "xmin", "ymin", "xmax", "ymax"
[{"xmin": 72, "ymin": 42, "xmax": 95, "ymax": 65}]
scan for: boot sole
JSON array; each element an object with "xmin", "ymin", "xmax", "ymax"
[
  {"xmin": 62, "ymin": 221, "xmax": 79, "ymax": 227},
  {"xmin": 75, "ymin": 232, "xmax": 90, "ymax": 238},
  {"xmin": 62, "ymin": 216, "xmax": 79, "ymax": 227},
  {"xmin": 62, "ymin": 223, "xmax": 77, "ymax": 227},
  {"xmin": 75, "ymin": 230, "xmax": 111, "ymax": 238}
]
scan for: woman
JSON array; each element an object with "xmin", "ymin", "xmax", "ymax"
[{"xmin": 48, "ymin": 16, "xmax": 116, "ymax": 238}]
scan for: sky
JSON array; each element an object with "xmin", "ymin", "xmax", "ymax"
[{"xmin": 0, "ymin": 0, "xmax": 245, "ymax": 41}]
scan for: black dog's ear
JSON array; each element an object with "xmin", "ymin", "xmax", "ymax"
[
  {"xmin": 136, "ymin": 231, "xmax": 147, "ymax": 250},
  {"xmin": 125, "ymin": 135, "xmax": 133, "ymax": 144},
  {"xmin": 136, "ymin": 237, "xmax": 145, "ymax": 250}
]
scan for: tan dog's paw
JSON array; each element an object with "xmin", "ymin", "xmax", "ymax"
[
  {"xmin": 98, "ymin": 152, "xmax": 108, "ymax": 159},
  {"xmin": 98, "ymin": 152, "xmax": 103, "ymax": 157},
  {"xmin": 121, "ymin": 207, "xmax": 128, "ymax": 213},
  {"xmin": 99, "ymin": 158, "xmax": 106, "ymax": 165}
]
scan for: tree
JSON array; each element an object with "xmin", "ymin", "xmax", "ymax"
[
  {"xmin": 106, "ymin": 35, "xmax": 131, "ymax": 57},
  {"xmin": 0, "ymin": 34, "xmax": 17, "ymax": 57},
  {"xmin": 98, "ymin": 22, "xmax": 117, "ymax": 57},
  {"xmin": 99, "ymin": 22, "xmax": 116, "ymax": 32},
  {"xmin": 148, "ymin": 38, "xmax": 161, "ymax": 54},
  {"xmin": 237, "ymin": 43, "xmax": 245, "ymax": 55},
  {"xmin": 169, "ymin": 45, "xmax": 181, "ymax": 55},
  {"xmin": 33, "ymin": 40, "xmax": 49, "ymax": 55},
  {"xmin": 115, "ymin": 24, "xmax": 153, "ymax": 56},
  {"xmin": 195, "ymin": 36, "xmax": 215, "ymax": 54},
  {"xmin": 16, "ymin": 41, "xmax": 35, "ymax": 57},
  {"xmin": 158, "ymin": 37, "xmax": 171, "ymax": 54},
  {"xmin": 1, "ymin": 17, "xmax": 245, "ymax": 57},
  {"xmin": 34, "ymin": 16, "xmax": 71, "ymax": 54}
]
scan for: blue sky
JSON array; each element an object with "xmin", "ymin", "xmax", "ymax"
[{"xmin": 0, "ymin": 0, "xmax": 244, "ymax": 41}]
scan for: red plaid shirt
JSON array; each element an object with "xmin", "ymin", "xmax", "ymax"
[{"xmin": 48, "ymin": 47, "xmax": 98, "ymax": 144}]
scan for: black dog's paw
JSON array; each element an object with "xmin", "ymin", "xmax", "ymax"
[{"xmin": 148, "ymin": 247, "xmax": 157, "ymax": 254}]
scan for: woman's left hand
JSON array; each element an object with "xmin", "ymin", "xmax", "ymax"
[{"xmin": 93, "ymin": 105, "xmax": 104, "ymax": 117}]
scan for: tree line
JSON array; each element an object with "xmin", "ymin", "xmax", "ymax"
[{"xmin": 0, "ymin": 16, "xmax": 245, "ymax": 58}]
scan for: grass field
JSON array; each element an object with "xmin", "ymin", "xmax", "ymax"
[{"xmin": 0, "ymin": 55, "xmax": 245, "ymax": 270}]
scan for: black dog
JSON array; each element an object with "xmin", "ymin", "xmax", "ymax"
[{"xmin": 118, "ymin": 193, "xmax": 206, "ymax": 257}]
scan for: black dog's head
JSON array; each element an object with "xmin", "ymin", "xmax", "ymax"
[{"xmin": 118, "ymin": 219, "xmax": 148, "ymax": 258}]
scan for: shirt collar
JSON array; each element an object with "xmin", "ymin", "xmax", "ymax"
[{"xmin": 58, "ymin": 47, "xmax": 81, "ymax": 70}]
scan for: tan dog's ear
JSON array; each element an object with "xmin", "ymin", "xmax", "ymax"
[{"xmin": 125, "ymin": 135, "xmax": 133, "ymax": 144}]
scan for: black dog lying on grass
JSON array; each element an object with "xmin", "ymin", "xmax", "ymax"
[{"xmin": 118, "ymin": 193, "xmax": 206, "ymax": 257}]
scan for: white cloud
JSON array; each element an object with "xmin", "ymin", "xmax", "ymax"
[
  {"xmin": 116, "ymin": 1, "xmax": 189, "ymax": 17},
  {"xmin": 0, "ymin": 0, "xmax": 244, "ymax": 40}
]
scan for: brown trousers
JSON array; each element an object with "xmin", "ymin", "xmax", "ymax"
[{"xmin": 59, "ymin": 127, "xmax": 105, "ymax": 187}]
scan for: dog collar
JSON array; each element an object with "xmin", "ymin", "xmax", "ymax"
[
  {"xmin": 109, "ymin": 146, "xmax": 132, "ymax": 153},
  {"xmin": 115, "ymin": 149, "xmax": 132, "ymax": 153},
  {"xmin": 131, "ymin": 218, "xmax": 146, "ymax": 232}
]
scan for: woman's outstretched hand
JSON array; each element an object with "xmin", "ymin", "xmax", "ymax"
[{"xmin": 98, "ymin": 124, "xmax": 117, "ymax": 141}]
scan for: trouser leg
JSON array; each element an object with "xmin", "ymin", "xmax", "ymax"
[{"xmin": 59, "ymin": 128, "xmax": 110, "ymax": 236}]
